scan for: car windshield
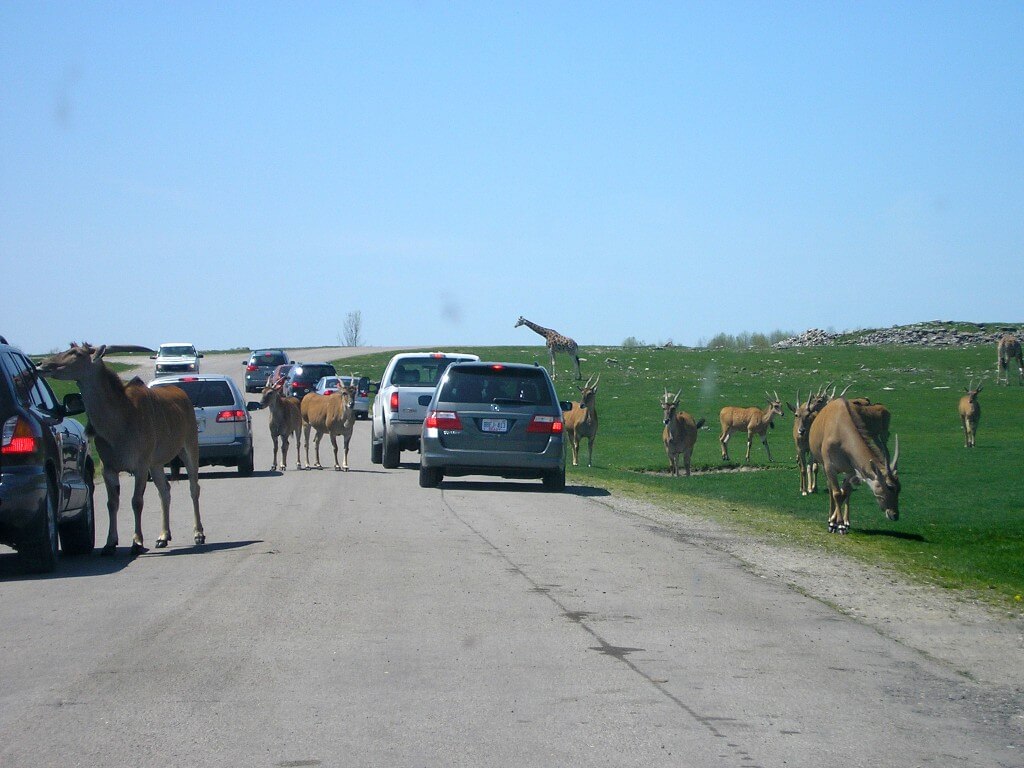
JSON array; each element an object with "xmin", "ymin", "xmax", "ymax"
[
  {"xmin": 439, "ymin": 367, "xmax": 552, "ymax": 405},
  {"xmin": 156, "ymin": 380, "xmax": 234, "ymax": 407},
  {"xmin": 160, "ymin": 346, "xmax": 196, "ymax": 357}
]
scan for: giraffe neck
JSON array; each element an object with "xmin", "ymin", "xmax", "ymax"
[{"xmin": 522, "ymin": 318, "xmax": 554, "ymax": 340}]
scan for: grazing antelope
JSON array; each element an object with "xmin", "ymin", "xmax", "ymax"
[
  {"xmin": 260, "ymin": 381, "xmax": 303, "ymax": 470},
  {"xmin": 301, "ymin": 379, "xmax": 356, "ymax": 470},
  {"xmin": 661, "ymin": 389, "xmax": 705, "ymax": 477},
  {"xmin": 515, "ymin": 316, "xmax": 581, "ymax": 380},
  {"xmin": 718, "ymin": 391, "xmax": 784, "ymax": 463},
  {"xmin": 39, "ymin": 342, "xmax": 204, "ymax": 556},
  {"xmin": 562, "ymin": 374, "xmax": 599, "ymax": 467},
  {"xmin": 808, "ymin": 398, "xmax": 900, "ymax": 534},
  {"xmin": 958, "ymin": 381, "xmax": 982, "ymax": 448},
  {"xmin": 997, "ymin": 334, "xmax": 1023, "ymax": 385}
]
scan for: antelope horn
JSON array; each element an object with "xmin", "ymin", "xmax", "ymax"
[
  {"xmin": 674, "ymin": 389, "xmax": 682, "ymax": 403},
  {"xmin": 100, "ymin": 344, "xmax": 156, "ymax": 355},
  {"xmin": 773, "ymin": 389, "xmax": 780, "ymax": 402},
  {"xmin": 836, "ymin": 384, "xmax": 852, "ymax": 399},
  {"xmin": 890, "ymin": 434, "xmax": 900, "ymax": 472}
]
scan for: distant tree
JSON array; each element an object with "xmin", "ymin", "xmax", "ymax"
[
  {"xmin": 622, "ymin": 336, "xmax": 645, "ymax": 348},
  {"xmin": 342, "ymin": 310, "xmax": 363, "ymax": 347}
]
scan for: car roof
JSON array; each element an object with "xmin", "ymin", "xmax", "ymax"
[
  {"xmin": 149, "ymin": 374, "xmax": 237, "ymax": 386},
  {"xmin": 159, "ymin": 342, "xmax": 195, "ymax": 347}
]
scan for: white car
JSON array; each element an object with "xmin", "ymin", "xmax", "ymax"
[
  {"xmin": 148, "ymin": 374, "xmax": 259, "ymax": 476},
  {"xmin": 151, "ymin": 342, "xmax": 203, "ymax": 376}
]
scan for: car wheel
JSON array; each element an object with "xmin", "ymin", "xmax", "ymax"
[
  {"xmin": 238, "ymin": 447, "xmax": 254, "ymax": 476},
  {"xmin": 59, "ymin": 480, "xmax": 95, "ymax": 556},
  {"xmin": 542, "ymin": 467, "xmax": 566, "ymax": 492},
  {"xmin": 419, "ymin": 465, "xmax": 442, "ymax": 488},
  {"xmin": 21, "ymin": 478, "xmax": 59, "ymax": 573},
  {"xmin": 370, "ymin": 428, "xmax": 383, "ymax": 464},
  {"xmin": 382, "ymin": 427, "xmax": 400, "ymax": 469}
]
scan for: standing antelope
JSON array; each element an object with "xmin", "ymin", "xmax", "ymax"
[
  {"xmin": 39, "ymin": 342, "xmax": 204, "ymax": 556},
  {"xmin": 808, "ymin": 398, "xmax": 901, "ymax": 534},
  {"xmin": 997, "ymin": 334, "xmax": 1023, "ymax": 385},
  {"xmin": 562, "ymin": 374, "xmax": 599, "ymax": 467},
  {"xmin": 260, "ymin": 381, "xmax": 303, "ymax": 470},
  {"xmin": 661, "ymin": 389, "xmax": 705, "ymax": 477},
  {"xmin": 515, "ymin": 316, "xmax": 582, "ymax": 380},
  {"xmin": 958, "ymin": 381, "xmax": 982, "ymax": 448},
  {"xmin": 786, "ymin": 386, "xmax": 831, "ymax": 495},
  {"xmin": 718, "ymin": 392, "xmax": 784, "ymax": 463},
  {"xmin": 301, "ymin": 380, "xmax": 356, "ymax": 470}
]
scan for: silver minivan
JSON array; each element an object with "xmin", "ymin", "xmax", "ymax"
[
  {"xmin": 419, "ymin": 362, "xmax": 566, "ymax": 490},
  {"xmin": 149, "ymin": 374, "xmax": 259, "ymax": 475}
]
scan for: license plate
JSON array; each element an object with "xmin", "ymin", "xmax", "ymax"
[{"xmin": 481, "ymin": 418, "xmax": 509, "ymax": 433}]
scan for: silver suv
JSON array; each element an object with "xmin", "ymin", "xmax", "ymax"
[
  {"xmin": 149, "ymin": 374, "xmax": 259, "ymax": 475},
  {"xmin": 419, "ymin": 362, "xmax": 566, "ymax": 490}
]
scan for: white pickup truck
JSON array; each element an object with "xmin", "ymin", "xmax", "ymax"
[
  {"xmin": 151, "ymin": 342, "xmax": 203, "ymax": 377},
  {"xmin": 370, "ymin": 351, "xmax": 479, "ymax": 468}
]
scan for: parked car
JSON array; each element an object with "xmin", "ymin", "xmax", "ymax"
[
  {"xmin": 371, "ymin": 352, "xmax": 480, "ymax": 468},
  {"xmin": 315, "ymin": 375, "xmax": 370, "ymax": 419},
  {"xmin": 148, "ymin": 374, "xmax": 259, "ymax": 475},
  {"xmin": 151, "ymin": 342, "xmax": 203, "ymax": 376},
  {"xmin": 419, "ymin": 361, "xmax": 567, "ymax": 490},
  {"xmin": 243, "ymin": 349, "xmax": 290, "ymax": 393},
  {"xmin": 0, "ymin": 335, "xmax": 95, "ymax": 572},
  {"xmin": 284, "ymin": 363, "xmax": 337, "ymax": 401}
]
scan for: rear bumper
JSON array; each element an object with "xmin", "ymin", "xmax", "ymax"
[
  {"xmin": 196, "ymin": 435, "xmax": 253, "ymax": 465},
  {"xmin": 0, "ymin": 469, "xmax": 46, "ymax": 547},
  {"xmin": 420, "ymin": 437, "xmax": 564, "ymax": 475}
]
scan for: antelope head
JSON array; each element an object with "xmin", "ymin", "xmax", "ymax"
[
  {"xmin": 38, "ymin": 342, "xmax": 152, "ymax": 381},
  {"xmin": 578, "ymin": 374, "xmax": 599, "ymax": 407},
  {"xmin": 765, "ymin": 390, "xmax": 784, "ymax": 420},
  {"xmin": 786, "ymin": 388, "xmax": 815, "ymax": 438},
  {"xmin": 864, "ymin": 435, "xmax": 901, "ymax": 521},
  {"xmin": 965, "ymin": 380, "xmax": 983, "ymax": 402},
  {"xmin": 661, "ymin": 388, "xmax": 682, "ymax": 425}
]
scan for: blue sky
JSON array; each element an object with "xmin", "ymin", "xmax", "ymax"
[{"xmin": 2, "ymin": 2, "xmax": 1022, "ymax": 352}]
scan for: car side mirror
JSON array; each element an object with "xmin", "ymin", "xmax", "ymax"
[
  {"xmin": 559, "ymin": 400, "xmax": 574, "ymax": 412},
  {"xmin": 245, "ymin": 401, "xmax": 261, "ymax": 411},
  {"xmin": 199, "ymin": 354, "xmax": 204, "ymax": 358},
  {"xmin": 63, "ymin": 392, "xmax": 86, "ymax": 416}
]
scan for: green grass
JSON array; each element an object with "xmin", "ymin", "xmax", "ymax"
[{"xmin": 333, "ymin": 343, "xmax": 1024, "ymax": 608}]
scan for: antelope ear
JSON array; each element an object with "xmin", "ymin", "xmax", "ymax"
[{"xmin": 91, "ymin": 345, "xmax": 107, "ymax": 363}]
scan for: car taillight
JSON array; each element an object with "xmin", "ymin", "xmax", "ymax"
[
  {"xmin": 323, "ymin": 389, "xmax": 335, "ymax": 395},
  {"xmin": 216, "ymin": 410, "xmax": 247, "ymax": 422},
  {"xmin": 390, "ymin": 392, "xmax": 399, "ymax": 412},
  {"xmin": 1, "ymin": 416, "xmax": 37, "ymax": 454},
  {"xmin": 246, "ymin": 364, "xmax": 257, "ymax": 372},
  {"xmin": 181, "ymin": 376, "xmax": 199, "ymax": 382},
  {"xmin": 291, "ymin": 382, "xmax": 301, "ymax": 389},
  {"xmin": 527, "ymin": 415, "xmax": 563, "ymax": 434},
  {"xmin": 425, "ymin": 410, "xmax": 462, "ymax": 430}
]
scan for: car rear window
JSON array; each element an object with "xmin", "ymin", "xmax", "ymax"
[
  {"xmin": 252, "ymin": 351, "xmax": 287, "ymax": 366},
  {"xmin": 439, "ymin": 367, "xmax": 553, "ymax": 405},
  {"xmin": 293, "ymin": 365, "xmax": 336, "ymax": 383},
  {"xmin": 390, "ymin": 358, "xmax": 465, "ymax": 387},
  {"xmin": 156, "ymin": 380, "xmax": 234, "ymax": 407}
]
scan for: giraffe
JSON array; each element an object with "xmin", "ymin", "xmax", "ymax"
[{"xmin": 515, "ymin": 316, "xmax": 581, "ymax": 380}]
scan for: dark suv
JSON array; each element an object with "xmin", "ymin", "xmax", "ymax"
[
  {"xmin": 283, "ymin": 362, "xmax": 337, "ymax": 400},
  {"xmin": 0, "ymin": 336, "xmax": 95, "ymax": 572},
  {"xmin": 243, "ymin": 349, "xmax": 290, "ymax": 393}
]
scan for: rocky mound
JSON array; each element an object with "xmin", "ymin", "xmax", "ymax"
[{"xmin": 774, "ymin": 322, "xmax": 1022, "ymax": 349}]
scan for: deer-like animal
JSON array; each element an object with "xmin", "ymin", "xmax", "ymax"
[
  {"xmin": 958, "ymin": 381, "xmax": 982, "ymax": 448},
  {"xmin": 300, "ymin": 380, "xmax": 356, "ymax": 470},
  {"xmin": 848, "ymin": 397, "xmax": 891, "ymax": 460},
  {"xmin": 808, "ymin": 398, "xmax": 900, "ymax": 534},
  {"xmin": 514, "ymin": 316, "xmax": 582, "ymax": 380},
  {"xmin": 718, "ymin": 391, "xmax": 784, "ymax": 463},
  {"xmin": 39, "ymin": 342, "xmax": 204, "ymax": 556},
  {"xmin": 661, "ymin": 389, "xmax": 705, "ymax": 477},
  {"xmin": 260, "ymin": 381, "xmax": 302, "ymax": 470},
  {"xmin": 997, "ymin": 334, "xmax": 1023, "ymax": 385},
  {"xmin": 786, "ymin": 385, "xmax": 833, "ymax": 495},
  {"xmin": 562, "ymin": 374, "xmax": 599, "ymax": 467}
]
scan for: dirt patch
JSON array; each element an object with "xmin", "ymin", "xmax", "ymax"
[
  {"xmin": 634, "ymin": 464, "xmax": 775, "ymax": 477},
  {"xmin": 594, "ymin": 490, "xmax": 1024, "ymax": 696}
]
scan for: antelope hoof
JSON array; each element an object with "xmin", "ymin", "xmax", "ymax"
[
  {"xmin": 195, "ymin": 533, "xmax": 206, "ymax": 545},
  {"xmin": 334, "ymin": 465, "xmax": 341, "ymax": 471},
  {"xmin": 130, "ymin": 543, "xmax": 146, "ymax": 558},
  {"xmin": 827, "ymin": 522, "xmax": 838, "ymax": 533},
  {"xmin": 801, "ymin": 491, "xmax": 808, "ymax": 496},
  {"xmin": 155, "ymin": 538, "xmax": 169, "ymax": 549},
  {"xmin": 838, "ymin": 526, "xmax": 849, "ymax": 535},
  {"xmin": 101, "ymin": 543, "xmax": 117, "ymax": 556}
]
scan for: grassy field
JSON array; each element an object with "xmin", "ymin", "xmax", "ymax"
[{"xmin": 332, "ymin": 342, "xmax": 1024, "ymax": 607}]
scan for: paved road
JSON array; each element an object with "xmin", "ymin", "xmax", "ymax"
[{"xmin": 1, "ymin": 351, "xmax": 1019, "ymax": 767}]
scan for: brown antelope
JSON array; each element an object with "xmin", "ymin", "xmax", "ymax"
[
  {"xmin": 785, "ymin": 385, "xmax": 833, "ymax": 495},
  {"xmin": 808, "ymin": 398, "xmax": 900, "ymax": 534},
  {"xmin": 718, "ymin": 391, "xmax": 784, "ymax": 463},
  {"xmin": 661, "ymin": 389, "xmax": 705, "ymax": 477},
  {"xmin": 958, "ymin": 381, "xmax": 982, "ymax": 448},
  {"xmin": 997, "ymin": 334, "xmax": 1023, "ymax": 385},
  {"xmin": 848, "ymin": 397, "xmax": 891, "ymax": 460},
  {"xmin": 562, "ymin": 374, "xmax": 599, "ymax": 467},
  {"xmin": 260, "ymin": 381, "xmax": 302, "ymax": 470},
  {"xmin": 39, "ymin": 342, "xmax": 204, "ymax": 556},
  {"xmin": 300, "ymin": 379, "xmax": 356, "ymax": 470}
]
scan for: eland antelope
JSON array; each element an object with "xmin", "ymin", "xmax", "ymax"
[
  {"xmin": 718, "ymin": 392, "xmax": 784, "ymax": 463},
  {"xmin": 997, "ymin": 334, "xmax": 1023, "ymax": 385},
  {"xmin": 958, "ymin": 381, "xmax": 982, "ymax": 448},
  {"xmin": 562, "ymin": 374, "xmax": 599, "ymax": 467},
  {"xmin": 661, "ymin": 389, "xmax": 704, "ymax": 477}
]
